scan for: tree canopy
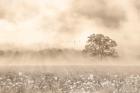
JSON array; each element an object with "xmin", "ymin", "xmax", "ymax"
[{"xmin": 83, "ymin": 34, "xmax": 118, "ymax": 58}]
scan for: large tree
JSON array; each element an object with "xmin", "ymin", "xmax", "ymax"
[{"xmin": 83, "ymin": 34, "xmax": 118, "ymax": 58}]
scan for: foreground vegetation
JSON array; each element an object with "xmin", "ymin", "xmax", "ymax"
[{"xmin": 0, "ymin": 69, "xmax": 140, "ymax": 93}]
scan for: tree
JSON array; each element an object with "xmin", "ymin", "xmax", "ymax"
[{"xmin": 83, "ymin": 34, "xmax": 118, "ymax": 59}]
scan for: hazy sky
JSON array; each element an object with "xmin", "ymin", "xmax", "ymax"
[{"xmin": 0, "ymin": 0, "xmax": 140, "ymax": 57}]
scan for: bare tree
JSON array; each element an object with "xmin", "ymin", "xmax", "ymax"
[{"xmin": 83, "ymin": 34, "xmax": 118, "ymax": 59}]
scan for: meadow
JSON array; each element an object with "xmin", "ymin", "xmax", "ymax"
[{"xmin": 0, "ymin": 65, "xmax": 140, "ymax": 93}]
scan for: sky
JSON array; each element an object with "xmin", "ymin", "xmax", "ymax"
[{"xmin": 0, "ymin": 0, "xmax": 140, "ymax": 58}]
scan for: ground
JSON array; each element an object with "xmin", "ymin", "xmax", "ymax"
[{"xmin": 0, "ymin": 65, "xmax": 140, "ymax": 93}]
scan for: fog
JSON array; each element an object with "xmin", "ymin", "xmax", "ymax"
[{"xmin": 0, "ymin": 0, "xmax": 140, "ymax": 65}]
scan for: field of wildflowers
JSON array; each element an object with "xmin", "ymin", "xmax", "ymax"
[{"xmin": 0, "ymin": 66, "xmax": 140, "ymax": 93}]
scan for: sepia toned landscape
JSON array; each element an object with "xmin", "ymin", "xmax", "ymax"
[{"xmin": 0, "ymin": 0, "xmax": 140, "ymax": 93}]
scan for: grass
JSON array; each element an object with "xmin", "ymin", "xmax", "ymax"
[{"xmin": 0, "ymin": 65, "xmax": 139, "ymax": 93}]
